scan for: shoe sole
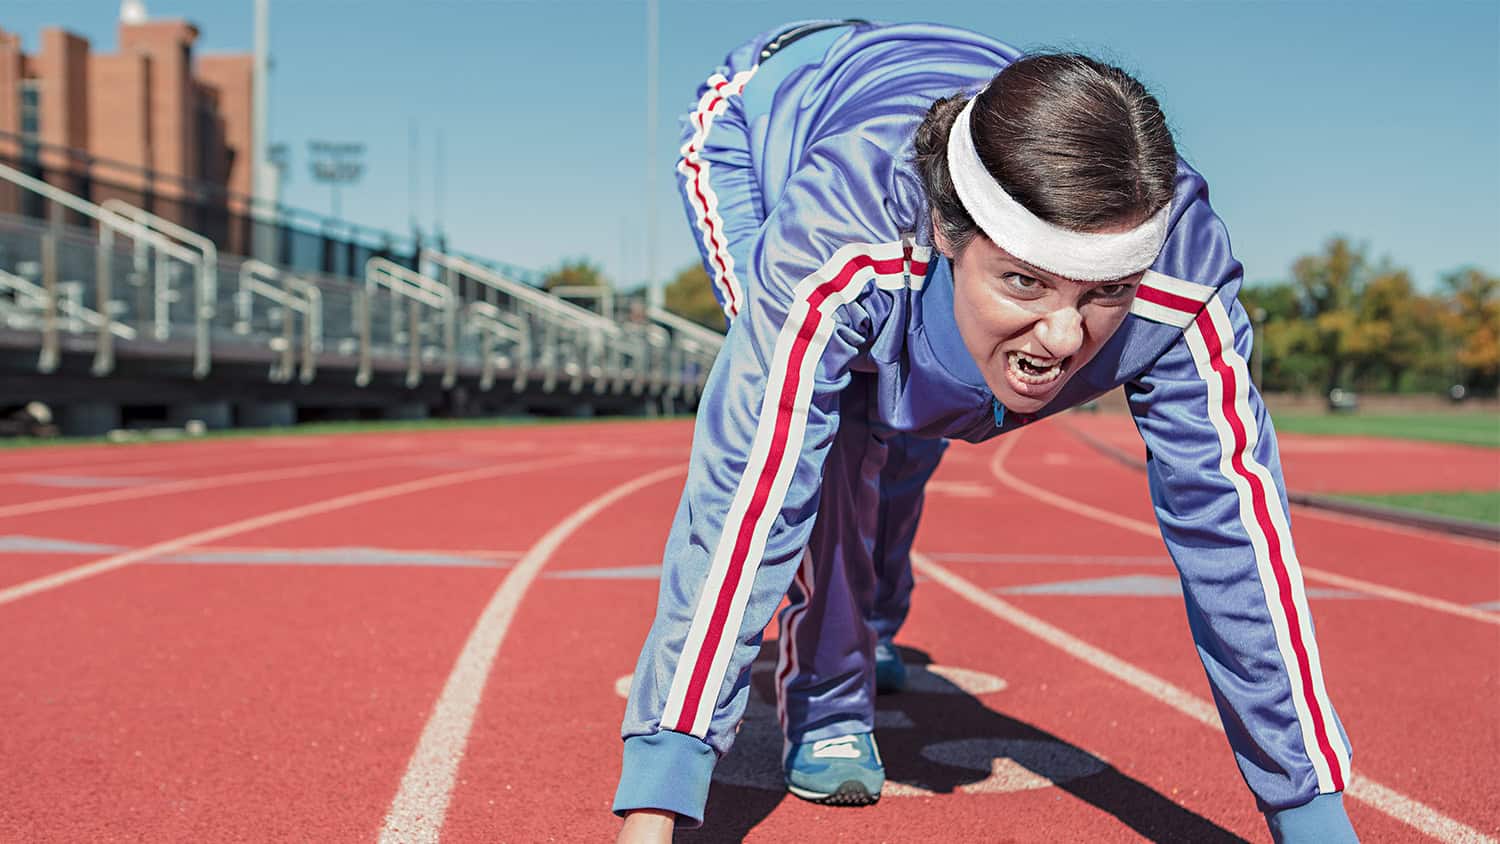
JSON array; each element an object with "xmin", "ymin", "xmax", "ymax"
[{"xmin": 786, "ymin": 780, "xmax": 881, "ymax": 806}]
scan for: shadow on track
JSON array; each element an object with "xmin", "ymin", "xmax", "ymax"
[{"xmin": 677, "ymin": 644, "xmax": 1247, "ymax": 843}]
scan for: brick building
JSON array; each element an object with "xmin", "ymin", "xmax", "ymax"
[{"xmin": 0, "ymin": 7, "xmax": 253, "ymax": 247}]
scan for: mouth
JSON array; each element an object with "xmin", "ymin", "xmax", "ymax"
[{"xmin": 1003, "ymin": 350, "xmax": 1071, "ymax": 396}]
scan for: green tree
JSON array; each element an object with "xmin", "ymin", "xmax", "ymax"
[
  {"xmin": 663, "ymin": 263, "xmax": 728, "ymax": 330},
  {"xmin": 1288, "ymin": 238, "xmax": 1369, "ymax": 393},
  {"xmin": 1240, "ymin": 282, "xmax": 1319, "ymax": 392},
  {"xmin": 542, "ymin": 258, "xmax": 609, "ymax": 293},
  {"xmin": 1443, "ymin": 267, "xmax": 1500, "ymax": 393},
  {"xmin": 1351, "ymin": 269, "xmax": 1446, "ymax": 392}
]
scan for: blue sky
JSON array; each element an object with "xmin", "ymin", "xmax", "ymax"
[{"xmin": 4, "ymin": 1, "xmax": 1497, "ymax": 291}]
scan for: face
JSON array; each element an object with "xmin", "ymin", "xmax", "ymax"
[{"xmin": 942, "ymin": 229, "xmax": 1142, "ymax": 415}]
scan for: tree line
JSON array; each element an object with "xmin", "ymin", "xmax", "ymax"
[
  {"xmin": 545, "ymin": 238, "xmax": 1499, "ymax": 397},
  {"xmin": 1241, "ymin": 238, "xmax": 1497, "ymax": 396}
]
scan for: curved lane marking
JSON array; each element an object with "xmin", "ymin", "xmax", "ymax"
[
  {"xmin": 988, "ymin": 433, "xmax": 1498, "ymax": 626},
  {"xmin": 0, "ymin": 453, "xmax": 431, "ymax": 520},
  {"xmin": 378, "ymin": 463, "xmax": 687, "ymax": 844},
  {"xmin": 0, "ymin": 453, "xmax": 603, "ymax": 608},
  {"xmin": 915, "ymin": 549, "xmax": 1495, "ymax": 843}
]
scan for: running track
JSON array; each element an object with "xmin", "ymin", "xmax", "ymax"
[{"xmin": 0, "ymin": 418, "xmax": 1494, "ymax": 843}]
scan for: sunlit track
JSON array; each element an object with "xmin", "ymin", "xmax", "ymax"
[
  {"xmin": 378, "ymin": 463, "xmax": 687, "ymax": 844},
  {"xmin": 987, "ymin": 432, "xmax": 1500, "ymax": 626},
  {"xmin": 1288, "ymin": 505, "xmax": 1498, "ymax": 553},
  {"xmin": 0, "ymin": 437, "xmax": 333, "ymax": 474},
  {"xmin": 175, "ymin": 544, "xmax": 525, "ymax": 560},
  {"xmin": 1058, "ymin": 418, "xmax": 1500, "ymax": 553},
  {"xmin": 0, "ymin": 453, "xmax": 452, "ymax": 519},
  {"xmin": 2, "ymin": 418, "xmax": 1493, "ymax": 841},
  {"xmin": 911, "ymin": 551, "xmax": 1497, "ymax": 844},
  {"xmin": 0, "ymin": 452, "xmax": 262, "ymax": 483},
  {"xmin": 0, "ymin": 452, "xmax": 612, "ymax": 608},
  {"xmin": 0, "ymin": 440, "xmax": 542, "ymax": 491}
]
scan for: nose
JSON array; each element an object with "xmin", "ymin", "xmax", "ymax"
[{"xmin": 1034, "ymin": 306, "xmax": 1085, "ymax": 358}]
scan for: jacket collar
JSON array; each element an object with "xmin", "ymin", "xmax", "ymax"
[{"xmin": 920, "ymin": 256, "xmax": 990, "ymax": 392}]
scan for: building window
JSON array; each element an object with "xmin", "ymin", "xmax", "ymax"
[{"xmin": 19, "ymin": 79, "xmax": 40, "ymax": 164}]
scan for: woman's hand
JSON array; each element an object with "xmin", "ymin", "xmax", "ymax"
[{"xmin": 616, "ymin": 809, "xmax": 675, "ymax": 844}]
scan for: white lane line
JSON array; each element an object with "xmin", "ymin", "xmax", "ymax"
[
  {"xmin": 912, "ymin": 551, "xmax": 1496, "ymax": 844},
  {"xmin": 193, "ymin": 545, "xmax": 524, "ymax": 561},
  {"xmin": 988, "ymin": 434, "xmax": 1500, "ymax": 627},
  {"xmin": 0, "ymin": 454, "xmax": 602, "ymax": 608},
  {"xmin": 1062, "ymin": 419, "xmax": 1500, "ymax": 553},
  {"xmin": 1292, "ymin": 505, "xmax": 1498, "ymax": 553},
  {"xmin": 0, "ymin": 449, "xmax": 309, "ymax": 484},
  {"xmin": 924, "ymin": 552, "xmax": 1169, "ymax": 567},
  {"xmin": 378, "ymin": 463, "xmax": 686, "ymax": 844},
  {"xmin": 0, "ymin": 453, "xmax": 433, "ymax": 520}
]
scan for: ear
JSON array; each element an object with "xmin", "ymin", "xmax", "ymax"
[{"xmin": 930, "ymin": 211, "xmax": 954, "ymax": 257}]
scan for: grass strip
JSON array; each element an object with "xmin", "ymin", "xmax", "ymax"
[{"xmin": 1270, "ymin": 413, "xmax": 1499, "ymax": 448}]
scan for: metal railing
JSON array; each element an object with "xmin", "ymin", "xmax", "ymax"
[
  {"xmin": 360, "ymin": 257, "xmax": 456, "ymax": 388},
  {"xmin": 649, "ymin": 306, "xmax": 724, "ymax": 401},
  {"xmin": 0, "ymin": 163, "xmax": 725, "ymax": 406},
  {"xmin": 101, "ymin": 197, "xmax": 219, "ymax": 333},
  {"xmin": 236, "ymin": 260, "xmax": 322, "ymax": 384},
  {"xmin": 0, "ymin": 259, "xmax": 139, "ymax": 375},
  {"xmin": 0, "ymin": 161, "xmax": 211, "ymax": 376},
  {"xmin": 422, "ymin": 249, "xmax": 619, "ymax": 394},
  {"xmin": 464, "ymin": 300, "xmax": 531, "ymax": 392}
]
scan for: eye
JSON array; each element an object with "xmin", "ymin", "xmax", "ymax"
[
  {"xmin": 1090, "ymin": 282, "xmax": 1136, "ymax": 302},
  {"xmin": 1001, "ymin": 273, "xmax": 1044, "ymax": 296}
]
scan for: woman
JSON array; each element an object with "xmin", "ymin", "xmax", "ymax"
[{"xmin": 615, "ymin": 20, "xmax": 1357, "ymax": 844}]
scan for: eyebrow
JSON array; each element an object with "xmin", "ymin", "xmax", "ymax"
[{"xmin": 1007, "ymin": 257, "xmax": 1135, "ymax": 287}]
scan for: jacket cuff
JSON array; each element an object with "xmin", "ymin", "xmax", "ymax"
[
  {"xmin": 612, "ymin": 731, "xmax": 717, "ymax": 829},
  {"xmin": 1265, "ymin": 793, "xmax": 1357, "ymax": 844}
]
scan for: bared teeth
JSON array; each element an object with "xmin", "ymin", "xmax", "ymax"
[{"xmin": 1006, "ymin": 351, "xmax": 1066, "ymax": 385}]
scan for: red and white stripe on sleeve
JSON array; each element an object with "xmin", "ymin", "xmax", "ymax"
[
  {"xmin": 678, "ymin": 69, "xmax": 758, "ymax": 319},
  {"xmin": 1137, "ymin": 270, "xmax": 1352, "ymax": 793}
]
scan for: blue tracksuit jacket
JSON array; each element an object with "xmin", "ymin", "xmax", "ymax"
[{"xmin": 615, "ymin": 20, "xmax": 1351, "ymax": 828}]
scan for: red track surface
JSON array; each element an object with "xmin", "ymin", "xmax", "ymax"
[
  {"xmin": 0, "ymin": 417, "xmax": 1495, "ymax": 843},
  {"xmin": 1063, "ymin": 413, "xmax": 1500, "ymax": 495}
]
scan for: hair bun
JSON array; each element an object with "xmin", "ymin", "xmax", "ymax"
[{"xmin": 913, "ymin": 95, "xmax": 969, "ymax": 159}]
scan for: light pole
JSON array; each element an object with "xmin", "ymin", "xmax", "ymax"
[
  {"xmin": 307, "ymin": 140, "xmax": 365, "ymax": 219},
  {"xmin": 645, "ymin": 0, "xmax": 660, "ymax": 309},
  {"xmin": 251, "ymin": 0, "xmax": 273, "ymax": 262}
]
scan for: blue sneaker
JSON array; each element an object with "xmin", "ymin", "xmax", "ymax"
[
  {"xmin": 874, "ymin": 638, "xmax": 908, "ymax": 694},
  {"xmin": 784, "ymin": 732, "xmax": 885, "ymax": 805}
]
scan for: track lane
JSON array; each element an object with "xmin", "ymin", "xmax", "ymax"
[
  {"xmin": 0, "ymin": 450, "xmax": 676, "ymax": 843},
  {"xmin": 4, "ymin": 417, "xmax": 1493, "ymax": 842},
  {"xmin": 908, "ymin": 553, "xmax": 1448, "ymax": 844},
  {"xmin": 435, "ymin": 463, "xmax": 688, "ymax": 842},
  {"xmin": 381, "ymin": 462, "xmax": 687, "ymax": 843},
  {"xmin": 0, "ymin": 450, "xmax": 615, "ymax": 608},
  {"xmin": 1061, "ymin": 413, "xmax": 1500, "ymax": 495},
  {"xmin": 441, "ymin": 425, "xmax": 1256, "ymax": 842},
  {"xmin": 941, "ymin": 433, "xmax": 1499, "ymax": 839},
  {"xmin": 995, "ymin": 422, "xmax": 1499, "ymax": 615}
]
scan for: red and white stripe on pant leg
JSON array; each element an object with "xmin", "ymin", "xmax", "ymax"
[
  {"xmin": 774, "ymin": 548, "xmax": 815, "ymax": 751},
  {"xmin": 1184, "ymin": 293, "xmax": 1352, "ymax": 792},
  {"xmin": 659, "ymin": 241, "xmax": 922, "ymax": 739},
  {"xmin": 677, "ymin": 69, "xmax": 757, "ymax": 319}
]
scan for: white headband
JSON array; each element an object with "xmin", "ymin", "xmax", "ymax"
[{"xmin": 945, "ymin": 94, "xmax": 1169, "ymax": 281}]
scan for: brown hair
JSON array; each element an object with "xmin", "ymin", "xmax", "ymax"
[{"xmin": 913, "ymin": 53, "xmax": 1178, "ymax": 255}]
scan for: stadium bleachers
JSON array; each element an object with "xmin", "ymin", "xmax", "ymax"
[{"xmin": 0, "ymin": 161, "xmax": 722, "ymax": 435}]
